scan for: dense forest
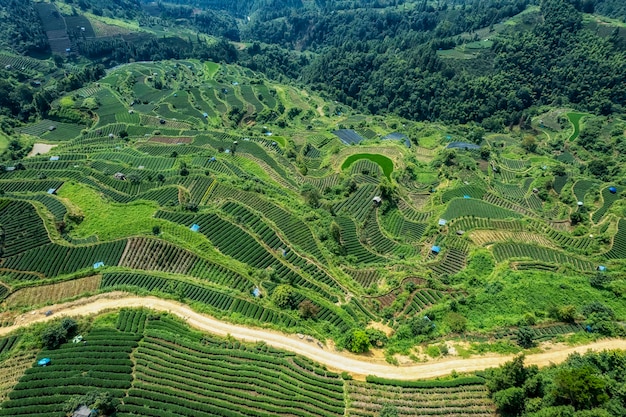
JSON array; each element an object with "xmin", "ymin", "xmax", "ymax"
[
  {"xmin": 487, "ymin": 350, "xmax": 626, "ymax": 416},
  {"xmin": 1, "ymin": 0, "xmax": 625, "ymax": 127}
]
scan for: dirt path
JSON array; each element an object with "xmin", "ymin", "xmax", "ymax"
[{"xmin": 2, "ymin": 293, "xmax": 624, "ymax": 380}]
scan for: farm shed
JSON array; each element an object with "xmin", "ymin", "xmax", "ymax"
[
  {"xmin": 114, "ymin": 172, "xmax": 126, "ymax": 180},
  {"xmin": 372, "ymin": 196, "xmax": 382, "ymax": 205},
  {"xmin": 47, "ymin": 188, "xmax": 57, "ymax": 195},
  {"xmin": 38, "ymin": 358, "xmax": 51, "ymax": 366},
  {"xmin": 252, "ymin": 287, "xmax": 261, "ymax": 298},
  {"xmin": 49, "ymin": 156, "xmax": 60, "ymax": 161},
  {"xmin": 93, "ymin": 262, "xmax": 105, "ymax": 269},
  {"xmin": 609, "ymin": 186, "xmax": 617, "ymax": 194},
  {"xmin": 438, "ymin": 219, "xmax": 447, "ymax": 226},
  {"xmin": 597, "ymin": 265, "xmax": 607, "ymax": 272},
  {"xmin": 431, "ymin": 246, "xmax": 441, "ymax": 254},
  {"xmin": 190, "ymin": 224, "xmax": 200, "ymax": 232},
  {"xmin": 577, "ymin": 201, "xmax": 584, "ymax": 206}
]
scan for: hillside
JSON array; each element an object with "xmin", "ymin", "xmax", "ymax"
[{"xmin": 0, "ymin": 0, "xmax": 624, "ymax": 416}]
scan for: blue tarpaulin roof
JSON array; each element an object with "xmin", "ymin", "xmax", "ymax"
[
  {"xmin": 609, "ymin": 186, "xmax": 617, "ymax": 193},
  {"xmin": 438, "ymin": 219, "xmax": 447, "ymax": 226},
  {"xmin": 190, "ymin": 224, "xmax": 200, "ymax": 232},
  {"xmin": 598, "ymin": 265, "xmax": 607, "ymax": 271},
  {"xmin": 431, "ymin": 246, "xmax": 441, "ymax": 253},
  {"xmin": 93, "ymin": 262, "xmax": 104, "ymax": 269},
  {"xmin": 49, "ymin": 156, "xmax": 60, "ymax": 161},
  {"xmin": 252, "ymin": 287, "xmax": 261, "ymax": 297},
  {"xmin": 38, "ymin": 358, "xmax": 51, "ymax": 366},
  {"xmin": 47, "ymin": 188, "xmax": 56, "ymax": 194},
  {"xmin": 463, "ymin": 195, "xmax": 470, "ymax": 199}
]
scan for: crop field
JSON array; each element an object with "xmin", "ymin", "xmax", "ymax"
[
  {"xmin": 492, "ymin": 243, "xmax": 595, "ymax": 271},
  {"xmin": 0, "ymin": 56, "xmax": 624, "ymax": 407},
  {"xmin": 346, "ymin": 379, "xmax": 495, "ymax": 417},
  {"xmin": 592, "ymin": 186, "xmax": 622, "ymax": 223},
  {"xmin": 442, "ymin": 198, "xmax": 523, "ymax": 220},
  {"xmin": 4, "ymin": 275, "xmax": 102, "ymax": 308}
]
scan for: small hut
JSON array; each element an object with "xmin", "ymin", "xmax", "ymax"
[
  {"xmin": 431, "ymin": 246, "xmax": 441, "ymax": 255},
  {"xmin": 609, "ymin": 186, "xmax": 617, "ymax": 194},
  {"xmin": 372, "ymin": 196, "xmax": 382, "ymax": 206},
  {"xmin": 113, "ymin": 172, "xmax": 126, "ymax": 181},
  {"xmin": 438, "ymin": 219, "xmax": 447, "ymax": 226},
  {"xmin": 577, "ymin": 201, "xmax": 584, "ymax": 207},
  {"xmin": 190, "ymin": 224, "xmax": 200, "ymax": 232},
  {"xmin": 38, "ymin": 358, "xmax": 51, "ymax": 367},
  {"xmin": 93, "ymin": 261, "xmax": 104, "ymax": 269},
  {"xmin": 597, "ymin": 265, "xmax": 607, "ymax": 272}
]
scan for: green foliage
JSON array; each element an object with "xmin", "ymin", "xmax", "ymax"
[
  {"xmin": 378, "ymin": 403, "xmax": 399, "ymax": 417},
  {"xmin": 554, "ymin": 366, "xmax": 609, "ymax": 410},
  {"xmin": 271, "ymin": 284, "xmax": 296, "ymax": 309},
  {"xmin": 487, "ymin": 350, "xmax": 626, "ymax": 417},
  {"xmin": 41, "ymin": 318, "xmax": 78, "ymax": 349},
  {"xmin": 344, "ymin": 328, "xmax": 371, "ymax": 353},
  {"xmin": 516, "ymin": 326, "xmax": 535, "ymax": 349}
]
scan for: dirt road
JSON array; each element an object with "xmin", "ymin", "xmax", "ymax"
[{"xmin": 2, "ymin": 293, "xmax": 624, "ymax": 380}]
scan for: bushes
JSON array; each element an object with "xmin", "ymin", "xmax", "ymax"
[{"xmin": 41, "ymin": 318, "xmax": 78, "ymax": 349}]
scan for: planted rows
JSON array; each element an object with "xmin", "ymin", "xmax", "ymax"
[
  {"xmin": 334, "ymin": 184, "xmax": 377, "ymax": 223},
  {"xmin": 363, "ymin": 212, "xmax": 416, "ymax": 257},
  {"xmin": 404, "ymin": 289, "xmax": 451, "ymax": 315},
  {"xmin": 0, "ymin": 336, "xmax": 19, "ymax": 355},
  {"xmin": 0, "ymin": 329, "xmax": 138, "ymax": 417},
  {"xmin": 116, "ymin": 309, "xmax": 148, "ymax": 334},
  {"xmin": 119, "ymin": 329, "xmax": 345, "ymax": 417},
  {"xmin": 210, "ymin": 183, "xmax": 325, "ymax": 261},
  {"xmin": 346, "ymin": 379, "xmax": 494, "ymax": 417},
  {"xmin": 2, "ymin": 240, "xmax": 127, "ymax": 278},
  {"xmin": 492, "ymin": 243, "xmax": 594, "ymax": 271},
  {"xmin": 443, "ymin": 198, "xmax": 522, "ymax": 221},
  {"xmin": 0, "ymin": 200, "xmax": 50, "ymax": 257},
  {"xmin": 156, "ymin": 211, "xmax": 336, "ymax": 299},
  {"xmin": 336, "ymin": 217, "xmax": 385, "ymax": 265},
  {"xmin": 605, "ymin": 219, "xmax": 626, "ymax": 259},
  {"xmin": 118, "ymin": 239, "xmax": 250, "ymax": 291},
  {"xmin": 592, "ymin": 187, "xmax": 622, "ymax": 223},
  {"xmin": 101, "ymin": 273, "xmax": 296, "ymax": 327}
]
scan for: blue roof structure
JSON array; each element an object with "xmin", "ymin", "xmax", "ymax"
[
  {"xmin": 446, "ymin": 142, "xmax": 481, "ymax": 150},
  {"xmin": 203, "ymin": 112, "xmax": 208, "ymax": 118},
  {"xmin": 190, "ymin": 224, "xmax": 200, "ymax": 232},
  {"xmin": 382, "ymin": 132, "xmax": 411, "ymax": 148},
  {"xmin": 38, "ymin": 358, "xmax": 51, "ymax": 366},
  {"xmin": 93, "ymin": 262, "xmax": 105, "ymax": 269},
  {"xmin": 252, "ymin": 287, "xmax": 261, "ymax": 298},
  {"xmin": 49, "ymin": 156, "xmax": 60, "ymax": 161},
  {"xmin": 598, "ymin": 265, "xmax": 607, "ymax": 272},
  {"xmin": 438, "ymin": 219, "xmax": 447, "ymax": 226},
  {"xmin": 332, "ymin": 129, "xmax": 366, "ymax": 145},
  {"xmin": 47, "ymin": 188, "xmax": 56, "ymax": 194},
  {"xmin": 209, "ymin": 156, "xmax": 216, "ymax": 162},
  {"xmin": 431, "ymin": 246, "xmax": 441, "ymax": 254},
  {"xmin": 609, "ymin": 186, "xmax": 617, "ymax": 194},
  {"xmin": 463, "ymin": 195, "xmax": 471, "ymax": 199}
]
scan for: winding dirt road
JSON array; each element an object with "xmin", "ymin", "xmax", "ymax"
[{"xmin": 2, "ymin": 293, "xmax": 624, "ymax": 380}]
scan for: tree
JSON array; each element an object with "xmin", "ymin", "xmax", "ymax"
[
  {"xmin": 344, "ymin": 328, "xmax": 371, "ymax": 353},
  {"xmin": 553, "ymin": 366, "xmax": 608, "ymax": 410},
  {"xmin": 298, "ymin": 300, "xmax": 319, "ymax": 319},
  {"xmin": 516, "ymin": 326, "xmax": 535, "ymax": 348},
  {"xmin": 272, "ymin": 285, "xmax": 296, "ymax": 309},
  {"xmin": 366, "ymin": 328, "xmax": 387, "ymax": 348},
  {"xmin": 493, "ymin": 386, "xmax": 526, "ymax": 415},
  {"xmin": 444, "ymin": 312, "xmax": 467, "ymax": 333},
  {"xmin": 522, "ymin": 135, "xmax": 537, "ymax": 153},
  {"xmin": 42, "ymin": 318, "xmax": 78, "ymax": 349},
  {"xmin": 152, "ymin": 225, "xmax": 161, "ymax": 235}
]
